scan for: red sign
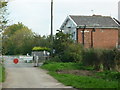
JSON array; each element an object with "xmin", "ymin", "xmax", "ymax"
[{"xmin": 13, "ymin": 58, "xmax": 19, "ymax": 64}]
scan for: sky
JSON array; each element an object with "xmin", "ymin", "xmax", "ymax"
[{"xmin": 7, "ymin": 0, "xmax": 120, "ymax": 36}]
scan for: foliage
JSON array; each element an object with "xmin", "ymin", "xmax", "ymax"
[
  {"xmin": 3, "ymin": 22, "xmax": 25, "ymax": 37},
  {"xmin": 0, "ymin": 0, "xmax": 8, "ymax": 31},
  {"xmin": 33, "ymin": 34, "xmax": 51, "ymax": 48},
  {"xmin": 53, "ymin": 30, "xmax": 73, "ymax": 55},
  {"xmin": 82, "ymin": 49, "xmax": 103, "ymax": 71},
  {"xmin": 0, "ymin": 1, "xmax": 7, "ymax": 8},
  {"xmin": 0, "ymin": 64, "xmax": 5, "ymax": 82},
  {"xmin": 53, "ymin": 30, "xmax": 84, "ymax": 62},
  {"xmin": 49, "ymin": 72, "xmax": 118, "ymax": 88},
  {"xmin": 101, "ymin": 49, "xmax": 116, "ymax": 70},
  {"xmin": 41, "ymin": 62, "xmax": 119, "ymax": 88},
  {"xmin": 2, "ymin": 23, "xmax": 52, "ymax": 55},
  {"xmin": 81, "ymin": 48, "xmax": 120, "ymax": 71},
  {"xmin": 2, "ymin": 23, "xmax": 34, "ymax": 55},
  {"xmin": 32, "ymin": 46, "xmax": 50, "ymax": 52},
  {"xmin": 43, "ymin": 55, "xmax": 61, "ymax": 65},
  {"xmin": 96, "ymin": 71, "xmax": 120, "ymax": 81},
  {"xmin": 41, "ymin": 62, "xmax": 94, "ymax": 72},
  {"xmin": 61, "ymin": 43, "xmax": 83, "ymax": 62},
  {"xmin": 0, "ymin": 64, "xmax": 2, "ymax": 82}
]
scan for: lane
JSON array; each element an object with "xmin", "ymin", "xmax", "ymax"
[{"xmin": 2, "ymin": 56, "xmax": 72, "ymax": 88}]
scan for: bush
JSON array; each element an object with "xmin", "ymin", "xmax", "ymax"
[
  {"xmin": 82, "ymin": 49, "xmax": 97, "ymax": 65},
  {"xmin": 60, "ymin": 43, "xmax": 83, "ymax": 62},
  {"xmin": 32, "ymin": 46, "xmax": 51, "ymax": 52},
  {"xmin": 43, "ymin": 55, "xmax": 61, "ymax": 65},
  {"xmin": 113, "ymin": 49, "xmax": 120, "ymax": 71},
  {"xmin": 81, "ymin": 48, "xmax": 119, "ymax": 71},
  {"xmin": 101, "ymin": 49, "xmax": 116, "ymax": 71},
  {"xmin": 82, "ymin": 49, "xmax": 102, "ymax": 70}
]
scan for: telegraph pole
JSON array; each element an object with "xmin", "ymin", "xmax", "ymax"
[
  {"xmin": 50, "ymin": 0, "xmax": 53, "ymax": 56},
  {"xmin": 51, "ymin": 0, "xmax": 53, "ymax": 39}
]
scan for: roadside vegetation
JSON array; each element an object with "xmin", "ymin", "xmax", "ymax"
[
  {"xmin": 2, "ymin": 23, "xmax": 51, "ymax": 55},
  {"xmin": 0, "ymin": 64, "xmax": 5, "ymax": 82},
  {"xmin": 1, "ymin": 0, "xmax": 120, "ymax": 88},
  {"xmin": 41, "ymin": 30, "xmax": 120, "ymax": 88},
  {"xmin": 41, "ymin": 62, "xmax": 119, "ymax": 88},
  {"xmin": 0, "ymin": 0, "xmax": 7, "ymax": 83},
  {"xmin": 1, "ymin": 1, "xmax": 120, "ymax": 87}
]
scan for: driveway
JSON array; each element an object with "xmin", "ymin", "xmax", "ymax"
[{"xmin": 2, "ymin": 56, "xmax": 73, "ymax": 89}]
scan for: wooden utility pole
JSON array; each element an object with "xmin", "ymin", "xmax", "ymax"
[
  {"xmin": 50, "ymin": 0, "xmax": 53, "ymax": 56},
  {"xmin": 51, "ymin": 0, "xmax": 53, "ymax": 39}
]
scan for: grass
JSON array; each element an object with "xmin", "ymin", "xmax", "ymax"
[
  {"xmin": 49, "ymin": 72, "xmax": 118, "ymax": 88},
  {"xmin": 41, "ymin": 62, "xmax": 94, "ymax": 71},
  {"xmin": 0, "ymin": 64, "xmax": 5, "ymax": 82},
  {"xmin": 96, "ymin": 71, "xmax": 120, "ymax": 81},
  {"xmin": 41, "ymin": 62, "xmax": 119, "ymax": 88}
]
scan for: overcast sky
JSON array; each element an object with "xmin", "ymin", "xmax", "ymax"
[{"xmin": 7, "ymin": 0, "xmax": 120, "ymax": 36}]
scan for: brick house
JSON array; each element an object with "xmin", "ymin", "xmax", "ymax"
[{"xmin": 60, "ymin": 15, "xmax": 120, "ymax": 48}]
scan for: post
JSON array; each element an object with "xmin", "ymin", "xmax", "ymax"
[
  {"xmin": 51, "ymin": 0, "xmax": 53, "ymax": 39},
  {"xmin": 50, "ymin": 0, "xmax": 53, "ymax": 56}
]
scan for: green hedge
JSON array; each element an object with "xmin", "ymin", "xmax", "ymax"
[{"xmin": 32, "ymin": 46, "xmax": 50, "ymax": 52}]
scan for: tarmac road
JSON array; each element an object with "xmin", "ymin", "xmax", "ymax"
[{"xmin": 2, "ymin": 56, "xmax": 73, "ymax": 89}]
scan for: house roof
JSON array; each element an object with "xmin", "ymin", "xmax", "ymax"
[{"xmin": 69, "ymin": 15, "xmax": 120, "ymax": 28}]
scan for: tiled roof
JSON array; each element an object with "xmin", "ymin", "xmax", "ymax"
[{"xmin": 69, "ymin": 15, "xmax": 120, "ymax": 28}]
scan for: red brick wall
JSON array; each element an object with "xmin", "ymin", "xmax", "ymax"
[{"xmin": 77, "ymin": 28, "xmax": 119, "ymax": 49}]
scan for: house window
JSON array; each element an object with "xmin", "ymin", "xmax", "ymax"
[{"xmin": 72, "ymin": 32, "xmax": 75, "ymax": 38}]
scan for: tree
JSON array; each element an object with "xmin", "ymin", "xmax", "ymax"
[
  {"xmin": 0, "ymin": 0, "xmax": 8, "ymax": 55},
  {"xmin": 3, "ymin": 22, "xmax": 25, "ymax": 37},
  {"xmin": 53, "ymin": 30, "xmax": 73, "ymax": 56},
  {"xmin": 33, "ymin": 34, "xmax": 51, "ymax": 48},
  {"xmin": 0, "ymin": 0, "xmax": 8, "ymax": 31},
  {"xmin": 2, "ymin": 23, "xmax": 34, "ymax": 55}
]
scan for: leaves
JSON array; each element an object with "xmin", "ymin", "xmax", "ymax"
[
  {"xmin": 2, "ymin": 23, "xmax": 34, "ymax": 55},
  {"xmin": 32, "ymin": 47, "xmax": 51, "ymax": 52}
]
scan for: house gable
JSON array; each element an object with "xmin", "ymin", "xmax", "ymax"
[
  {"xmin": 60, "ymin": 16, "xmax": 77, "ymax": 30},
  {"xmin": 60, "ymin": 16, "xmax": 78, "ymax": 40}
]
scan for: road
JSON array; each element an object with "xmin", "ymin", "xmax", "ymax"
[{"xmin": 1, "ymin": 56, "xmax": 73, "ymax": 89}]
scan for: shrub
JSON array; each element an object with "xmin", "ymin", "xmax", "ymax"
[
  {"xmin": 60, "ymin": 43, "xmax": 83, "ymax": 62},
  {"xmin": 113, "ymin": 49, "xmax": 120, "ymax": 71},
  {"xmin": 32, "ymin": 46, "xmax": 51, "ymax": 52},
  {"xmin": 82, "ymin": 49, "xmax": 102, "ymax": 70},
  {"xmin": 101, "ymin": 49, "xmax": 116, "ymax": 71},
  {"xmin": 81, "ymin": 49, "xmax": 119, "ymax": 71},
  {"xmin": 43, "ymin": 55, "xmax": 61, "ymax": 65}
]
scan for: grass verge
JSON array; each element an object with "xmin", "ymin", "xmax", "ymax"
[
  {"xmin": 41, "ymin": 62, "xmax": 94, "ymax": 71},
  {"xmin": 41, "ymin": 62, "xmax": 119, "ymax": 88},
  {"xmin": 0, "ymin": 64, "xmax": 5, "ymax": 82}
]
